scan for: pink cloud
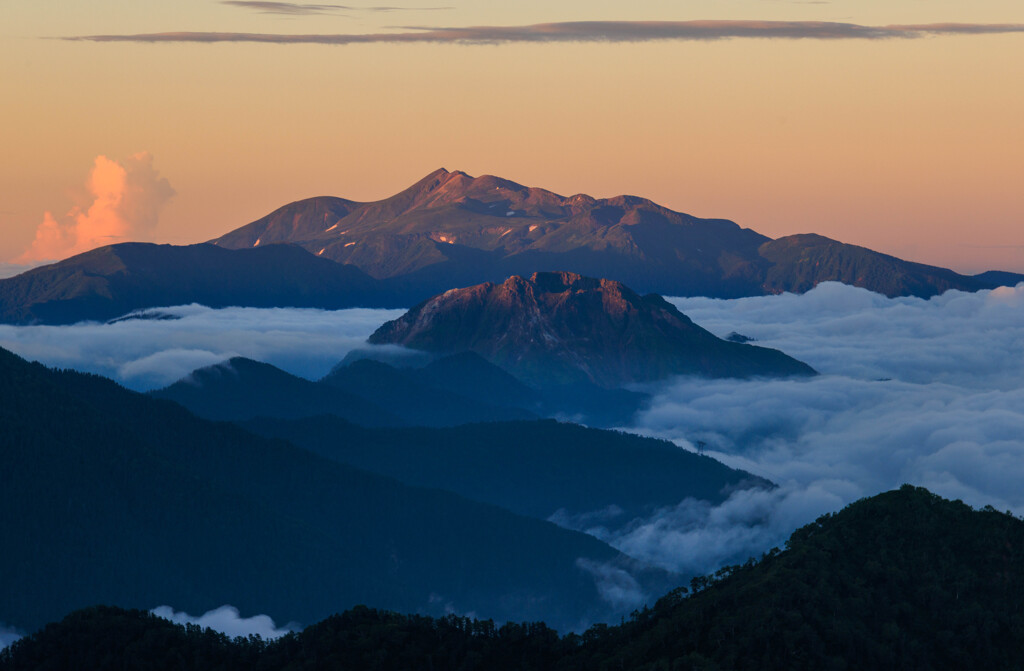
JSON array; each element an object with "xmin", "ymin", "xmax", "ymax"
[{"xmin": 16, "ymin": 153, "xmax": 174, "ymax": 263}]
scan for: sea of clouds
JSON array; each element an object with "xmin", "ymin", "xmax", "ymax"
[
  {"xmin": 2, "ymin": 282, "xmax": 1023, "ymax": 586},
  {"xmin": 572, "ymin": 282, "xmax": 1024, "ymax": 577},
  {"xmin": 0, "ymin": 304, "xmax": 405, "ymax": 390}
]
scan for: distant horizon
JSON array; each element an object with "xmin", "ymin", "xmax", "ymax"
[
  {"xmin": 3, "ymin": 1, "xmax": 1023, "ymax": 273},
  {"xmin": 4, "ymin": 165, "xmax": 1024, "ymax": 278}
]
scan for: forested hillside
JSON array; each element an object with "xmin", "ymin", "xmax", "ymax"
[{"xmin": 5, "ymin": 487, "xmax": 1023, "ymax": 670}]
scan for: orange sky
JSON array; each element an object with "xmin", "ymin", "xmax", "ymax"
[{"xmin": 2, "ymin": 1, "xmax": 1022, "ymax": 273}]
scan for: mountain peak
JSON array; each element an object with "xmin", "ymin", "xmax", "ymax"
[
  {"xmin": 370, "ymin": 273, "xmax": 815, "ymax": 387},
  {"xmin": 197, "ymin": 170, "xmax": 1024, "ymax": 305},
  {"xmin": 404, "ymin": 167, "xmax": 453, "ymax": 195}
]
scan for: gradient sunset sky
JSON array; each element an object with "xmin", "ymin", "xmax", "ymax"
[{"xmin": 3, "ymin": 1, "xmax": 1022, "ymax": 272}]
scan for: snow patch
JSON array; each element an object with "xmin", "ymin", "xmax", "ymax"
[
  {"xmin": 344, "ymin": 241, "xmax": 356, "ymax": 247},
  {"xmin": 317, "ymin": 248, "xmax": 325, "ymax": 255},
  {"xmin": 506, "ymin": 211, "xmax": 515, "ymax": 217},
  {"xmin": 253, "ymin": 238, "xmax": 261, "ymax": 247},
  {"xmin": 529, "ymin": 225, "xmax": 539, "ymax": 232},
  {"xmin": 325, "ymin": 224, "xmax": 338, "ymax": 232}
]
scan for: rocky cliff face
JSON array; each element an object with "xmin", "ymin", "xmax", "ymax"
[{"xmin": 370, "ymin": 272, "xmax": 816, "ymax": 387}]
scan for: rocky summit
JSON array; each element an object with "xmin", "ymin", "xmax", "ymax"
[
  {"xmin": 211, "ymin": 168, "xmax": 1021, "ymax": 300},
  {"xmin": 369, "ymin": 271, "xmax": 816, "ymax": 387}
]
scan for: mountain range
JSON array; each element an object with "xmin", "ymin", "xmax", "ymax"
[
  {"xmin": 150, "ymin": 355, "xmax": 537, "ymax": 428},
  {"xmin": 151, "ymin": 350, "xmax": 649, "ymax": 428},
  {"xmin": 212, "ymin": 168, "xmax": 1020, "ymax": 299},
  {"xmin": 2, "ymin": 168, "xmax": 1021, "ymax": 325},
  {"xmin": 0, "ymin": 242, "xmax": 401, "ymax": 325},
  {"xmin": 5, "ymin": 166, "xmax": 1020, "ymax": 665}
]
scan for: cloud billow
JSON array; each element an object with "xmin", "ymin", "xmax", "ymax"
[
  {"xmin": 4, "ymin": 282, "xmax": 1024, "ymax": 582},
  {"xmin": 569, "ymin": 282, "xmax": 1024, "ymax": 575},
  {"xmin": 15, "ymin": 153, "xmax": 174, "ymax": 264},
  {"xmin": 0, "ymin": 304, "xmax": 404, "ymax": 390},
  {"xmin": 63, "ymin": 20, "xmax": 1024, "ymax": 45},
  {"xmin": 151, "ymin": 605, "xmax": 294, "ymax": 639}
]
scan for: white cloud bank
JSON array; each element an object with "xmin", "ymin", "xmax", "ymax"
[
  {"xmin": 151, "ymin": 605, "xmax": 294, "ymax": 640},
  {"xmin": 0, "ymin": 304, "xmax": 404, "ymax": 390},
  {"xmin": 572, "ymin": 282, "xmax": 1024, "ymax": 576},
  {"xmin": 4, "ymin": 281, "xmax": 1023, "ymax": 583}
]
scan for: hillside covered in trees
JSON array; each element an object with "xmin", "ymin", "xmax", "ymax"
[
  {"xmin": 5, "ymin": 486, "xmax": 1023, "ymax": 670},
  {"xmin": 0, "ymin": 346, "xmax": 651, "ymax": 634}
]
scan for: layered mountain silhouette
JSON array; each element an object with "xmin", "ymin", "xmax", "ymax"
[
  {"xmin": 320, "ymin": 358, "xmax": 538, "ymax": 426},
  {"xmin": 3, "ymin": 169, "xmax": 1020, "ymax": 325},
  {"xmin": 0, "ymin": 346, "xmax": 666, "ymax": 633},
  {"xmin": 214, "ymin": 167, "xmax": 1021, "ymax": 300},
  {"xmin": 244, "ymin": 417, "xmax": 768, "ymax": 529},
  {"xmin": 150, "ymin": 351, "xmax": 768, "ymax": 530},
  {"xmin": 339, "ymin": 348, "xmax": 651, "ymax": 425},
  {"xmin": 369, "ymin": 272, "xmax": 816, "ymax": 387},
  {"xmin": 156, "ymin": 351, "xmax": 651, "ymax": 428},
  {"xmin": 152, "ymin": 355, "xmax": 538, "ymax": 428},
  {"xmin": 0, "ymin": 242, "xmax": 403, "ymax": 325},
  {"xmin": 149, "ymin": 357, "xmax": 407, "ymax": 426}
]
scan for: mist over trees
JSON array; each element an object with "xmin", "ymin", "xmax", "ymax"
[{"xmin": 5, "ymin": 487, "xmax": 1024, "ymax": 670}]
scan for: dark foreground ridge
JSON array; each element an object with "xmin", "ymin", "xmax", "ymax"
[
  {"xmin": 369, "ymin": 271, "xmax": 816, "ymax": 386},
  {"xmin": 5, "ymin": 487, "xmax": 1023, "ymax": 670}
]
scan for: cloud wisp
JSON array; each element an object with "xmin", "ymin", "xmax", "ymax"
[
  {"xmin": 561, "ymin": 282, "xmax": 1024, "ymax": 576},
  {"xmin": 221, "ymin": 1, "xmax": 453, "ymax": 15},
  {"xmin": 15, "ymin": 153, "xmax": 174, "ymax": 264},
  {"xmin": 151, "ymin": 605, "xmax": 294, "ymax": 640},
  {"xmin": 0, "ymin": 304, "xmax": 404, "ymax": 390},
  {"xmin": 0, "ymin": 623, "xmax": 22, "ymax": 652},
  {"xmin": 575, "ymin": 559, "xmax": 648, "ymax": 612},
  {"xmin": 63, "ymin": 20, "xmax": 1024, "ymax": 45}
]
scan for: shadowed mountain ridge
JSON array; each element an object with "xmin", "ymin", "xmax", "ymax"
[{"xmin": 0, "ymin": 346, "xmax": 652, "ymax": 633}]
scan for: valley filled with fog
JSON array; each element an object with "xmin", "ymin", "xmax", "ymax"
[
  {"xmin": 3, "ymin": 282, "xmax": 1023, "ymax": 592},
  {"xmin": 598, "ymin": 282, "xmax": 1024, "ymax": 575}
]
